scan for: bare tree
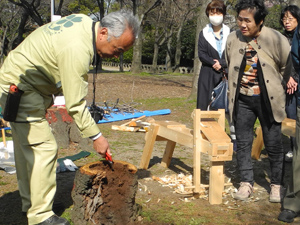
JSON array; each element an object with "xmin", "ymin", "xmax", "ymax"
[
  {"xmin": 148, "ymin": 2, "xmax": 170, "ymax": 73},
  {"xmin": 0, "ymin": 1, "xmax": 22, "ymax": 64},
  {"xmin": 130, "ymin": 0, "xmax": 162, "ymax": 74},
  {"xmin": 173, "ymin": 0, "xmax": 201, "ymax": 72}
]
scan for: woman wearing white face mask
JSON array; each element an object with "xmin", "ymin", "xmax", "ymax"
[
  {"xmin": 197, "ymin": 0, "xmax": 235, "ymax": 146},
  {"xmin": 197, "ymin": 0, "xmax": 230, "ymax": 110}
]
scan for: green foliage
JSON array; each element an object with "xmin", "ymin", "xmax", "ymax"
[
  {"xmin": 67, "ymin": 0, "xmax": 100, "ymax": 16},
  {"xmin": 105, "ymin": 47, "xmax": 134, "ymax": 63},
  {"xmin": 264, "ymin": 4, "xmax": 283, "ymax": 32},
  {"xmin": 181, "ymin": 18, "xmax": 197, "ymax": 67}
]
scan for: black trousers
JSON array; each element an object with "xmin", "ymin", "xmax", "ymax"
[{"xmin": 235, "ymin": 94, "xmax": 284, "ymax": 185}]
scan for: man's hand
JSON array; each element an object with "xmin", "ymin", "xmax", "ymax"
[{"xmin": 93, "ymin": 135, "xmax": 111, "ymax": 158}]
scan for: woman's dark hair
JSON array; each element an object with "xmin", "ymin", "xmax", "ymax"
[
  {"xmin": 280, "ymin": 5, "xmax": 300, "ymax": 27},
  {"xmin": 205, "ymin": 0, "xmax": 227, "ymax": 17},
  {"xmin": 235, "ymin": 0, "xmax": 268, "ymax": 25}
]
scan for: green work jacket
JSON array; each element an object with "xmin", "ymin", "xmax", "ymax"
[{"xmin": 0, "ymin": 14, "xmax": 100, "ymax": 138}]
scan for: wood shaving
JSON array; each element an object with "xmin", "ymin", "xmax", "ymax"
[{"xmin": 152, "ymin": 173, "xmax": 194, "ymax": 194}]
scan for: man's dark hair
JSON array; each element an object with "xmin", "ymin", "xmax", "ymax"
[
  {"xmin": 235, "ymin": 0, "xmax": 268, "ymax": 25},
  {"xmin": 205, "ymin": 0, "xmax": 227, "ymax": 17},
  {"xmin": 280, "ymin": 5, "xmax": 300, "ymax": 27}
]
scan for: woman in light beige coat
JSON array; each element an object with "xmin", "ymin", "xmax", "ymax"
[{"xmin": 225, "ymin": 0, "xmax": 293, "ymax": 203}]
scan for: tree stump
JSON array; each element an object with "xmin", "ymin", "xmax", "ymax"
[
  {"xmin": 46, "ymin": 107, "xmax": 94, "ymax": 151},
  {"xmin": 71, "ymin": 160, "xmax": 138, "ymax": 225}
]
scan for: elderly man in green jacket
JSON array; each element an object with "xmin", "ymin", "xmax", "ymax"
[{"xmin": 0, "ymin": 10, "xmax": 139, "ymax": 225}]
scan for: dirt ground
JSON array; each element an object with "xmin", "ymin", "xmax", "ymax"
[{"xmin": 0, "ymin": 70, "xmax": 297, "ymax": 225}]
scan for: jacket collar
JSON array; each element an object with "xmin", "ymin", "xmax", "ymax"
[{"xmin": 203, "ymin": 23, "xmax": 230, "ymax": 53}]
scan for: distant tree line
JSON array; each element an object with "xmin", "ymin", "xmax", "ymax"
[{"xmin": 0, "ymin": 0, "xmax": 299, "ymax": 75}]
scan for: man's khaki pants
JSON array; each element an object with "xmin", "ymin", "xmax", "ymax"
[{"xmin": 11, "ymin": 120, "xmax": 57, "ymax": 225}]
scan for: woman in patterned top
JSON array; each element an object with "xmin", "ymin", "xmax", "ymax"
[{"xmin": 225, "ymin": 0, "xmax": 294, "ymax": 203}]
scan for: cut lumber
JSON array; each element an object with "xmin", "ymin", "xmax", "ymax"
[
  {"xmin": 120, "ymin": 115, "xmax": 146, "ymax": 126},
  {"xmin": 111, "ymin": 125, "xmax": 138, "ymax": 132}
]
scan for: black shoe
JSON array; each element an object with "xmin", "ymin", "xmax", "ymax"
[
  {"xmin": 278, "ymin": 209, "xmax": 297, "ymax": 223},
  {"xmin": 37, "ymin": 215, "xmax": 70, "ymax": 225}
]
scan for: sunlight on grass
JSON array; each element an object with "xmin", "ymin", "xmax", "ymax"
[
  {"xmin": 138, "ymin": 201, "xmax": 210, "ymax": 225},
  {"xmin": 61, "ymin": 208, "xmax": 73, "ymax": 225}
]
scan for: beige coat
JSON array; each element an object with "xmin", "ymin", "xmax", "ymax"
[{"xmin": 225, "ymin": 26, "xmax": 292, "ymax": 123}]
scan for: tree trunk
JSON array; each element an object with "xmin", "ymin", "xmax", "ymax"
[
  {"xmin": 188, "ymin": 2, "xmax": 209, "ymax": 100},
  {"xmin": 131, "ymin": 27, "xmax": 143, "ymax": 73},
  {"xmin": 0, "ymin": 27, "xmax": 8, "ymax": 66},
  {"xmin": 152, "ymin": 41, "xmax": 159, "ymax": 73},
  {"xmin": 119, "ymin": 53, "xmax": 124, "ymax": 72},
  {"xmin": 12, "ymin": 11, "xmax": 29, "ymax": 48},
  {"xmin": 71, "ymin": 160, "xmax": 138, "ymax": 225},
  {"xmin": 166, "ymin": 32, "xmax": 172, "ymax": 72},
  {"xmin": 151, "ymin": 26, "xmax": 160, "ymax": 73},
  {"xmin": 131, "ymin": 0, "xmax": 162, "ymax": 74},
  {"xmin": 174, "ymin": 24, "xmax": 183, "ymax": 73},
  {"xmin": 130, "ymin": 0, "xmax": 143, "ymax": 74}
]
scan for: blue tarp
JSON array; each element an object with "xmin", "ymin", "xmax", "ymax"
[{"xmin": 97, "ymin": 109, "xmax": 171, "ymax": 124}]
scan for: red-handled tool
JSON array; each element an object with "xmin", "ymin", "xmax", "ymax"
[
  {"xmin": 10, "ymin": 84, "xmax": 19, "ymax": 93},
  {"xmin": 105, "ymin": 152, "xmax": 114, "ymax": 171}
]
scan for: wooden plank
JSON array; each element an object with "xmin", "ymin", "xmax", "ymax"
[
  {"xmin": 200, "ymin": 121, "xmax": 231, "ymax": 143},
  {"xmin": 209, "ymin": 161, "xmax": 224, "ymax": 204},
  {"xmin": 139, "ymin": 124, "xmax": 160, "ymax": 169},
  {"xmin": 251, "ymin": 126, "xmax": 264, "ymax": 160},
  {"xmin": 161, "ymin": 140, "xmax": 176, "ymax": 168},
  {"xmin": 128, "ymin": 121, "xmax": 151, "ymax": 127},
  {"xmin": 197, "ymin": 110, "xmax": 221, "ymax": 119},
  {"xmin": 251, "ymin": 118, "xmax": 296, "ymax": 160},
  {"xmin": 211, "ymin": 143, "xmax": 233, "ymax": 157},
  {"xmin": 120, "ymin": 115, "xmax": 146, "ymax": 126},
  {"xmin": 155, "ymin": 120, "xmax": 188, "ymax": 129},
  {"xmin": 156, "ymin": 125, "xmax": 193, "ymax": 148},
  {"xmin": 210, "ymin": 155, "xmax": 233, "ymax": 161},
  {"xmin": 217, "ymin": 109, "xmax": 226, "ymax": 130},
  {"xmin": 1, "ymin": 128, "xmax": 6, "ymax": 148},
  {"xmin": 193, "ymin": 109, "xmax": 202, "ymax": 193},
  {"xmin": 282, "ymin": 118, "xmax": 296, "ymax": 137},
  {"xmin": 111, "ymin": 125, "xmax": 138, "ymax": 132},
  {"xmin": 282, "ymin": 118, "xmax": 296, "ymax": 126}
]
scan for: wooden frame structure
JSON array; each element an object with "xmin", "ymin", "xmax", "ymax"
[
  {"xmin": 251, "ymin": 118, "xmax": 296, "ymax": 160},
  {"xmin": 139, "ymin": 109, "xmax": 233, "ymax": 204}
]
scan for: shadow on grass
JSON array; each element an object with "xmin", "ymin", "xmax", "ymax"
[{"xmin": 0, "ymin": 171, "xmax": 76, "ymax": 225}]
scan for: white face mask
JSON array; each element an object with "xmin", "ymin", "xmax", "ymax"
[{"xmin": 209, "ymin": 15, "xmax": 223, "ymax": 26}]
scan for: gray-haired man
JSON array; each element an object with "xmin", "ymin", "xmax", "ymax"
[{"xmin": 0, "ymin": 10, "xmax": 139, "ymax": 225}]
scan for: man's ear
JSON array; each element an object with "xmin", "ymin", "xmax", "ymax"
[{"xmin": 98, "ymin": 27, "xmax": 108, "ymax": 40}]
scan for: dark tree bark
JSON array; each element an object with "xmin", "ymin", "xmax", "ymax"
[
  {"xmin": 71, "ymin": 160, "xmax": 138, "ymax": 225},
  {"xmin": 131, "ymin": 0, "xmax": 162, "ymax": 74}
]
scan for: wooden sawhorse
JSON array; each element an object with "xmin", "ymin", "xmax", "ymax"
[
  {"xmin": 251, "ymin": 118, "xmax": 296, "ymax": 159},
  {"xmin": 139, "ymin": 109, "xmax": 233, "ymax": 204}
]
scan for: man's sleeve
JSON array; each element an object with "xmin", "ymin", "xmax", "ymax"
[{"xmin": 57, "ymin": 43, "xmax": 100, "ymax": 138}]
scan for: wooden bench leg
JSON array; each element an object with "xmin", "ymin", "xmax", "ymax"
[
  {"xmin": 251, "ymin": 126, "xmax": 264, "ymax": 160},
  {"xmin": 1, "ymin": 128, "xmax": 6, "ymax": 148},
  {"xmin": 193, "ymin": 109, "xmax": 201, "ymax": 193},
  {"xmin": 139, "ymin": 124, "xmax": 160, "ymax": 169},
  {"xmin": 209, "ymin": 161, "xmax": 224, "ymax": 204},
  {"xmin": 161, "ymin": 140, "xmax": 176, "ymax": 168}
]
